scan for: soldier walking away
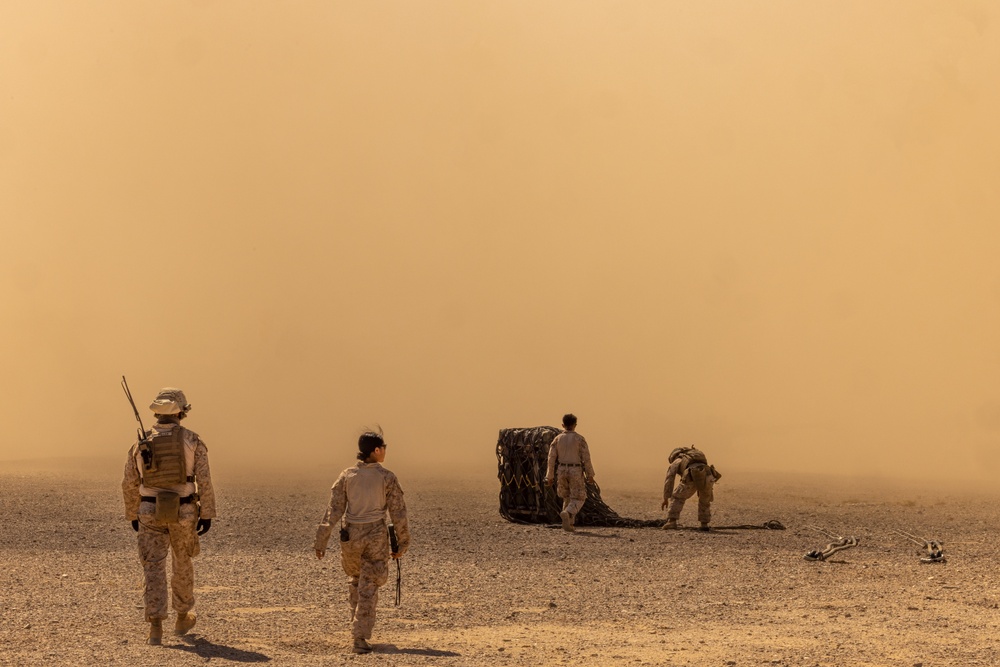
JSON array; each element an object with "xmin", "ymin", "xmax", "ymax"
[
  {"xmin": 661, "ymin": 445, "xmax": 720, "ymax": 531},
  {"xmin": 544, "ymin": 414, "xmax": 596, "ymax": 532},
  {"xmin": 314, "ymin": 430, "xmax": 411, "ymax": 655},
  {"xmin": 121, "ymin": 387, "xmax": 216, "ymax": 645}
]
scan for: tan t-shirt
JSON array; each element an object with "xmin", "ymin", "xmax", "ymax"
[
  {"xmin": 546, "ymin": 430, "xmax": 595, "ymax": 480},
  {"xmin": 314, "ymin": 462, "xmax": 411, "ymax": 556}
]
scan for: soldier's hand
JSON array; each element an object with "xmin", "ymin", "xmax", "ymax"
[
  {"xmin": 544, "ymin": 478, "xmax": 554, "ymax": 487},
  {"xmin": 196, "ymin": 518, "xmax": 212, "ymax": 535},
  {"xmin": 315, "ymin": 549, "xmax": 325, "ymax": 560},
  {"xmin": 660, "ymin": 500, "xmax": 668, "ymax": 510},
  {"xmin": 131, "ymin": 520, "xmax": 139, "ymax": 532}
]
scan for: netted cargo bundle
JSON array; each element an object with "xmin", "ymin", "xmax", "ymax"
[{"xmin": 496, "ymin": 426, "xmax": 663, "ymax": 528}]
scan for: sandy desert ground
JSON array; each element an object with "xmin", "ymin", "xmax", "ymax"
[{"xmin": 1, "ymin": 459, "xmax": 998, "ymax": 667}]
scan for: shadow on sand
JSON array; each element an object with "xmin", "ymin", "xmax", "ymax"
[
  {"xmin": 543, "ymin": 525, "xmax": 621, "ymax": 538},
  {"xmin": 571, "ymin": 530, "xmax": 621, "ymax": 539},
  {"xmin": 167, "ymin": 636, "xmax": 271, "ymax": 662},
  {"xmin": 378, "ymin": 644, "xmax": 461, "ymax": 657}
]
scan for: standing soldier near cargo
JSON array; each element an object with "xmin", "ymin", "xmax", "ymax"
[
  {"xmin": 661, "ymin": 445, "xmax": 719, "ymax": 531},
  {"xmin": 121, "ymin": 387, "xmax": 216, "ymax": 645},
  {"xmin": 544, "ymin": 413, "xmax": 596, "ymax": 532},
  {"xmin": 315, "ymin": 430, "xmax": 410, "ymax": 655}
]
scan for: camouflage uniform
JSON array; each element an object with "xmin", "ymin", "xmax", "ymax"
[
  {"xmin": 315, "ymin": 462, "xmax": 410, "ymax": 641},
  {"xmin": 663, "ymin": 449, "xmax": 716, "ymax": 524},
  {"xmin": 545, "ymin": 430, "xmax": 595, "ymax": 518},
  {"xmin": 122, "ymin": 422, "xmax": 216, "ymax": 622}
]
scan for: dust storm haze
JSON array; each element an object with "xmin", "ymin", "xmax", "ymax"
[{"xmin": 2, "ymin": 2, "xmax": 998, "ymax": 488}]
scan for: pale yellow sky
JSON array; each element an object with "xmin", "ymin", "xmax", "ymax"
[{"xmin": 2, "ymin": 1, "xmax": 998, "ymax": 485}]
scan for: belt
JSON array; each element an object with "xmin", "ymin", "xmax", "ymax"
[
  {"xmin": 558, "ymin": 463, "xmax": 582, "ymax": 467},
  {"xmin": 140, "ymin": 495, "xmax": 195, "ymax": 504},
  {"xmin": 346, "ymin": 519, "xmax": 386, "ymax": 527}
]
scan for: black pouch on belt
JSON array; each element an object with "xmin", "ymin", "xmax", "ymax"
[{"xmin": 340, "ymin": 519, "xmax": 349, "ymax": 542}]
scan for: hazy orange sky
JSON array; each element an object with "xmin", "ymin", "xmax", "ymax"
[{"xmin": 2, "ymin": 2, "xmax": 998, "ymax": 486}]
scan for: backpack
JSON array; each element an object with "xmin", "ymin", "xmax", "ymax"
[{"xmin": 668, "ymin": 446, "xmax": 707, "ymax": 466}]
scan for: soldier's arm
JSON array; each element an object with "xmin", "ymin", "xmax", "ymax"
[
  {"xmin": 314, "ymin": 472, "xmax": 348, "ymax": 552},
  {"xmin": 545, "ymin": 436, "xmax": 559, "ymax": 483},
  {"xmin": 663, "ymin": 460, "xmax": 679, "ymax": 502},
  {"xmin": 579, "ymin": 437, "xmax": 595, "ymax": 480},
  {"xmin": 193, "ymin": 439, "xmax": 217, "ymax": 519},
  {"xmin": 122, "ymin": 446, "xmax": 141, "ymax": 521},
  {"xmin": 385, "ymin": 473, "xmax": 410, "ymax": 557}
]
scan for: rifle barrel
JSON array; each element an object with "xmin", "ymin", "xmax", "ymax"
[{"xmin": 121, "ymin": 376, "xmax": 147, "ymax": 439}]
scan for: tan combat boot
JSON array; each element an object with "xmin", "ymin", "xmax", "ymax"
[
  {"xmin": 661, "ymin": 518, "xmax": 677, "ymax": 530},
  {"xmin": 560, "ymin": 510, "xmax": 575, "ymax": 532},
  {"xmin": 175, "ymin": 611, "xmax": 197, "ymax": 636},
  {"xmin": 147, "ymin": 619, "xmax": 163, "ymax": 645},
  {"xmin": 699, "ymin": 522, "xmax": 710, "ymax": 532},
  {"xmin": 352, "ymin": 637, "xmax": 372, "ymax": 654}
]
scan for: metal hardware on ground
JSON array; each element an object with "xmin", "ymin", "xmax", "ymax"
[
  {"xmin": 803, "ymin": 526, "xmax": 860, "ymax": 561},
  {"xmin": 892, "ymin": 528, "xmax": 946, "ymax": 564}
]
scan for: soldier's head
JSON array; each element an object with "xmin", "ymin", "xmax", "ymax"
[
  {"xmin": 357, "ymin": 429, "xmax": 387, "ymax": 463},
  {"xmin": 149, "ymin": 387, "xmax": 191, "ymax": 423},
  {"xmin": 562, "ymin": 413, "xmax": 578, "ymax": 430}
]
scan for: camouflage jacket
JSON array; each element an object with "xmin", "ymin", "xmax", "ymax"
[
  {"xmin": 663, "ymin": 450, "xmax": 710, "ymax": 500},
  {"xmin": 314, "ymin": 462, "xmax": 410, "ymax": 556}
]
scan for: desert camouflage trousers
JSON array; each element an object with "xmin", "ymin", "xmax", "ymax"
[
  {"xmin": 556, "ymin": 466, "xmax": 587, "ymax": 517},
  {"xmin": 666, "ymin": 476, "xmax": 715, "ymax": 524},
  {"xmin": 340, "ymin": 520, "xmax": 390, "ymax": 640},
  {"xmin": 137, "ymin": 501, "xmax": 200, "ymax": 621}
]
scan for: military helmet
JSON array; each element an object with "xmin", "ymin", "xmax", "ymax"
[{"xmin": 149, "ymin": 387, "xmax": 191, "ymax": 415}]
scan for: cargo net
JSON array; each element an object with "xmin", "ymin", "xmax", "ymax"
[{"xmin": 497, "ymin": 426, "xmax": 663, "ymax": 528}]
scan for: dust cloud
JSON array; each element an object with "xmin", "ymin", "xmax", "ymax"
[{"xmin": 1, "ymin": 2, "xmax": 998, "ymax": 488}]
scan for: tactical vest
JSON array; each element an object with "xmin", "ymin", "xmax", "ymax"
[{"xmin": 138, "ymin": 427, "xmax": 193, "ymax": 489}]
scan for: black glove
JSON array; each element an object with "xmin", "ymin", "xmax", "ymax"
[
  {"xmin": 197, "ymin": 518, "xmax": 212, "ymax": 536},
  {"xmin": 131, "ymin": 520, "xmax": 139, "ymax": 532}
]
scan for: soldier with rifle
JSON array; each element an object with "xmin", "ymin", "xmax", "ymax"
[{"xmin": 121, "ymin": 381, "xmax": 216, "ymax": 645}]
